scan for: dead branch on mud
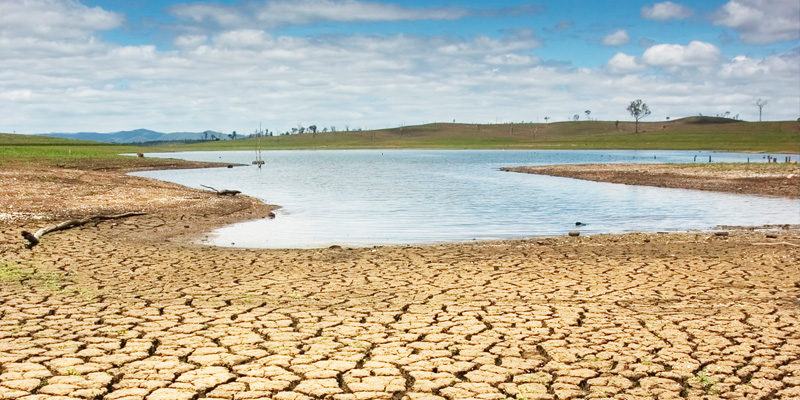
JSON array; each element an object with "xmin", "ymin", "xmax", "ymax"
[
  {"xmin": 200, "ymin": 185, "xmax": 242, "ymax": 196},
  {"xmin": 21, "ymin": 212, "xmax": 147, "ymax": 249}
]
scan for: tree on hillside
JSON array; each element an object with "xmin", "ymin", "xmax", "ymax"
[
  {"xmin": 585, "ymin": 110, "xmax": 591, "ymax": 121},
  {"xmin": 627, "ymin": 99, "xmax": 651, "ymax": 133},
  {"xmin": 754, "ymin": 98, "xmax": 767, "ymax": 122},
  {"xmin": 573, "ymin": 114, "xmax": 580, "ymax": 121},
  {"xmin": 544, "ymin": 117, "xmax": 550, "ymax": 123}
]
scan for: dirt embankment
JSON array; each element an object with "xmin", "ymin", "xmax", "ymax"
[
  {"xmin": 1, "ymin": 166, "xmax": 276, "ymax": 246},
  {"xmin": 502, "ymin": 163, "xmax": 800, "ymax": 198}
]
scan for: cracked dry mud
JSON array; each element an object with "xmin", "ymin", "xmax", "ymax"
[{"xmin": 2, "ymin": 223, "xmax": 799, "ymax": 399}]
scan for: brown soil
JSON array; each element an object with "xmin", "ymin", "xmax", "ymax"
[
  {"xmin": 1, "ymin": 166, "xmax": 276, "ymax": 246},
  {"xmin": 1, "ymin": 164, "xmax": 800, "ymax": 399},
  {"xmin": 502, "ymin": 163, "xmax": 800, "ymax": 198}
]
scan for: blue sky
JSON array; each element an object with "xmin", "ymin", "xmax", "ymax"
[{"xmin": 1, "ymin": 0, "xmax": 798, "ymax": 134}]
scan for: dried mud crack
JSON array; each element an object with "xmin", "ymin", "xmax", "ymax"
[
  {"xmin": 2, "ymin": 166, "xmax": 800, "ymax": 399},
  {"xmin": 2, "ymin": 227, "xmax": 800, "ymax": 400}
]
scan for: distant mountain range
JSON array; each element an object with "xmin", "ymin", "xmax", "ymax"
[{"xmin": 37, "ymin": 129, "xmax": 229, "ymax": 143}]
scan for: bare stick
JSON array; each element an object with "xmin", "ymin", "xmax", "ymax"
[
  {"xmin": 21, "ymin": 212, "xmax": 147, "ymax": 249},
  {"xmin": 201, "ymin": 184, "xmax": 241, "ymax": 196}
]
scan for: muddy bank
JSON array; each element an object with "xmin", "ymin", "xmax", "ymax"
[
  {"xmin": 1, "ymin": 166, "xmax": 276, "ymax": 246},
  {"xmin": 502, "ymin": 163, "xmax": 800, "ymax": 198}
]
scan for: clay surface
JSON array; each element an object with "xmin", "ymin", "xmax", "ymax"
[{"xmin": 1, "ymin": 166, "xmax": 799, "ymax": 399}]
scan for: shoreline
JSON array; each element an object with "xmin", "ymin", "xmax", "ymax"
[
  {"xmin": 502, "ymin": 163, "xmax": 799, "ymax": 198},
  {"xmin": 3, "ymin": 161, "xmax": 799, "ymax": 249},
  {"xmin": 1, "ymin": 163, "xmax": 278, "ymax": 247}
]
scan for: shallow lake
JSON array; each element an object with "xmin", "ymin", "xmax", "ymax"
[{"xmin": 133, "ymin": 150, "xmax": 800, "ymax": 248}]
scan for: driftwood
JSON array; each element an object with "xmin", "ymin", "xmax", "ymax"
[
  {"xmin": 21, "ymin": 212, "xmax": 146, "ymax": 249},
  {"xmin": 751, "ymin": 242, "xmax": 800, "ymax": 247},
  {"xmin": 201, "ymin": 185, "xmax": 241, "ymax": 196}
]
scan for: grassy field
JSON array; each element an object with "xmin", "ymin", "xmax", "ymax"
[
  {"xmin": 0, "ymin": 133, "xmax": 223, "ymax": 170},
  {"xmin": 1, "ymin": 118, "xmax": 798, "ymax": 170},
  {"xmin": 155, "ymin": 118, "xmax": 800, "ymax": 154}
]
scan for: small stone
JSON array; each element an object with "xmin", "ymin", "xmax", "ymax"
[
  {"xmin": 568, "ymin": 231, "xmax": 580, "ymax": 237},
  {"xmin": 714, "ymin": 231, "xmax": 729, "ymax": 236}
]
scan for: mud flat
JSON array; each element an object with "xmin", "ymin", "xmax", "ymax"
[
  {"xmin": 1, "ymin": 166, "xmax": 800, "ymax": 399},
  {"xmin": 502, "ymin": 163, "xmax": 800, "ymax": 198}
]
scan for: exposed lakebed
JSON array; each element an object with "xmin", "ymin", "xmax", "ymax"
[{"xmin": 133, "ymin": 150, "xmax": 800, "ymax": 248}]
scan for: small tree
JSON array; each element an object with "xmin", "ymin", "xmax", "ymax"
[
  {"xmin": 573, "ymin": 114, "xmax": 580, "ymax": 121},
  {"xmin": 544, "ymin": 117, "xmax": 550, "ymax": 123},
  {"xmin": 754, "ymin": 98, "xmax": 767, "ymax": 122},
  {"xmin": 627, "ymin": 99, "xmax": 651, "ymax": 133},
  {"xmin": 585, "ymin": 110, "xmax": 591, "ymax": 121}
]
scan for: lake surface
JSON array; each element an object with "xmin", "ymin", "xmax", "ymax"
[{"xmin": 133, "ymin": 150, "xmax": 800, "ymax": 248}]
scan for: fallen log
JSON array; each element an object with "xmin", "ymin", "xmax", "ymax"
[
  {"xmin": 201, "ymin": 184, "xmax": 241, "ymax": 196},
  {"xmin": 21, "ymin": 212, "xmax": 147, "ymax": 249}
]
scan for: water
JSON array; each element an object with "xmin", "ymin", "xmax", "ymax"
[{"xmin": 132, "ymin": 150, "xmax": 800, "ymax": 248}]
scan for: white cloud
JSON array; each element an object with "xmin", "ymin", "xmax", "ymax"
[
  {"xmin": 642, "ymin": 41, "xmax": 721, "ymax": 69},
  {"xmin": 602, "ymin": 30, "xmax": 630, "ymax": 46},
  {"xmin": 0, "ymin": 0, "xmax": 123, "ymax": 39},
  {"xmin": 720, "ymin": 51, "xmax": 799, "ymax": 79},
  {"xmin": 174, "ymin": 35, "xmax": 208, "ymax": 48},
  {"xmin": 641, "ymin": 2, "xmax": 693, "ymax": 20},
  {"xmin": 606, "ymin": 53, "xmax": 645, "ymax": 73},
  {"xmin": 711, "ymin": 0, "xmax": 800, "ymax": 44},
  {"xmin": 170, "ymin": 0, "xmax": 469, "ymax": 30},
  {"xmin": 213, "ymin": 30, "xmax": 273, "ymax": 50},
  {"xmin": 169, "ymin": 0, "xmax": 543, "ymax": 32},
  {"xmin": 484, "ymin": 54, "xmax": 539, "ymax": 66},
  {"xmin": 1, "ymin": 0, "xmax": 799, "ymax": 133}
]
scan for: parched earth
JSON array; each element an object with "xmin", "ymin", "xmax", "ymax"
[{"xmin": 1, "ymin": 166, "xmax": 800, "ymax": 400}]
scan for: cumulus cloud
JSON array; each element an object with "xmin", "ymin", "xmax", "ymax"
[
  {"xmin": 174, "ymin": 35, "xmax": 208, "ymax": 48},
  {"xmin": 0, "ymin": 0, "xmax": 123, "ymax": 39},
  {"xmin": 1, "ymin": 0, "xmax": 798, "ymax": 133},
  {"xmin": 641, "ymin": 2, "xmax": 693, "ymax": 20},
  {"xmin": 720, "ymin": 51, "xmax": 800, "ymax": 79},
  {"xmin": 602, "ymin": 30, "xmax": 630, "ymax": 46},
  {"xmin": 484, "ymin": 54, "xmax": 540, "ymax": 66},
  {"xmin": 169, "ymin": 0, "xmax": 541, "ymax": 30},
  {"xmin": 711, "ymin": 0, "xmax": 800, "ymax": 44},
  {"xmin": 642, "ymin": 41, "xmax": 721, "ymax": 69},
  {"xmin": 170, "ymin": 0, "xmax": 463, "ymax": 30},
  {"xmin": 606, "ymin": 53, "xmax": 645, "ymax": 73}
]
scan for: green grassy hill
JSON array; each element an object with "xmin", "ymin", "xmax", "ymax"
[
  {"xmin": 2, "ymin": 118, "xmax": 798, "ymax": 170},
  {"xmin": 156, "ymin": 117, "xmax": 800, "ymax": 154}
]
